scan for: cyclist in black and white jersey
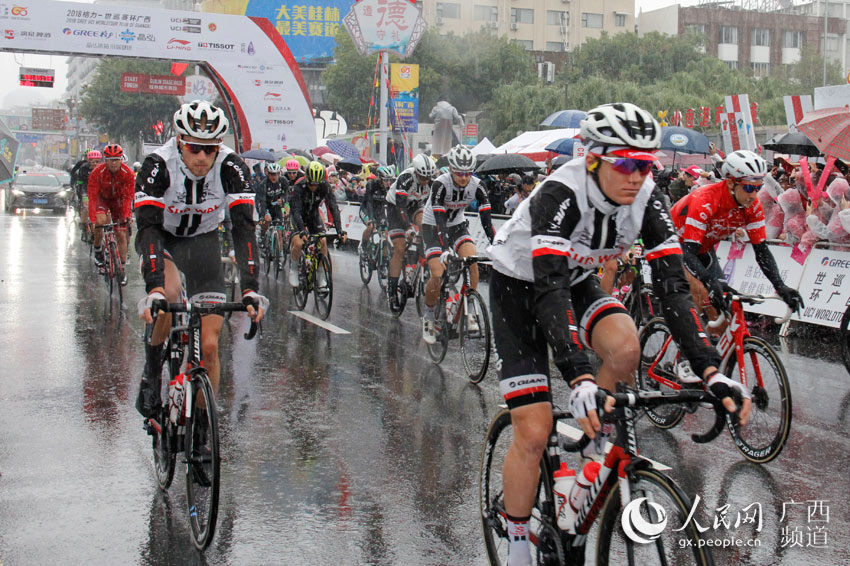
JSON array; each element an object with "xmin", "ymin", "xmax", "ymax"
[
  {"xmin": 358, "ymin": 165, "xmax": 393, "ymax": 250},
  {"xmin": 134, "ymin": 100, "xmax": 268, "ymax": 419},
  {"xmin": 421, "ymin": 145, "xmax": 495, "ymax": 343},
  {"xmin": 385, "ymin": 153, "xmax": 436, "ymax": 309},
  {"xmin": 486, "ymin": 103, "xmax": 752, "ymax": 565}
]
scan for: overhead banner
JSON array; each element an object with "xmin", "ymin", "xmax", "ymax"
[
  {"xmin": 390, "ymin": 62, "xmax": 418, "ymax": 133},
  {"xmin": 0, "ymin": 0, "xmax": 316, "ymax": 152},
  {"xmin": 343, "ymin": 0, "xmax": 426, "ymax": 57}
]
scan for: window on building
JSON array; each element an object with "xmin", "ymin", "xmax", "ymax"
[
  {"xmin": 752, "ymin": 28, "xmax": 770, "ymax": 47},
  {"xmin": 437, "ymin": 2, "xmax": 460, "ymax": 19},
  {"xmin": 546, "ymin": 10, "xmax": 568, "ymax": 26},
  {"xmin": 546, "ymin": 41, "xmax": 566, "ymax": 52},
  {"xmin": 719, "ymin": 26, "xmax": 738, "ymax": 45},
  {"xmin": 724, "ymin": 60, "xmax": 739, "ymax": 70},
  {"xmin": 827, "ymin": 34, "xmax": 839, "ymax": 52},
  {"xmin": 474, "ymin": 5, "xmax": 498, "ymax": 21},
  {"xmin": 752, "ymin": 62, "xmax": 770, "ymax": 77},
  {"xmin": 615, "ymin": 14, "xmax": 626, "ymax": 27},
  {"xmin": 511, "ymin": 8, "xmax": 534, "ymax": 24},
  {"xmin": 684, "ymin": 24, "xmax": 706, "ymax": 35},
  {"xmin": 581, "ymin": 13, "xmax": 603, "ymax": 29},
  {"xmin": 784, "ymin": 30, "xmax": 803, "ymax": 48},
  {"xmin": 512, "ymin": 39, "xmax": 534, "ymax": 50}
]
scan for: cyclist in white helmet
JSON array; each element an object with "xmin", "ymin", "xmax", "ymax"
[
  {"xmin": 134, "ymin": 100, "xmax": 269, "ymax": 419},
  {"xmin": 486, "ymin": 103, "xmax": 751, "ymax": 565}
]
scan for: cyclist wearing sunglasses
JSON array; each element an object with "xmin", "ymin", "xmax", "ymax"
[
  {"xmin": 359, "ymin": 165, "xmax": 394, "ymax": 253},
  {"xmin": 386, "ymin": 153, "xmax": 437, "ymax": 309},
  {"xmin": 486, "ymin": 103, "xmax": 750, "ymax": 565},
  {"xmin": 134, "ymin": 100, "xmax": 268, "ymax": 419},
  {"xmin": 256, "ymin": 161, "xmax": 288, "ymax": 249},
  {"xmin": 670, "ymin": 149, "xmax": 804, "ymax": 332},
  {"xmin": 288, "ymin": 160, "xmax": 347, "ymax": 288},
  {"xmin": 421, "ymin": 144, "xmax": 495, "ymax": 343}
]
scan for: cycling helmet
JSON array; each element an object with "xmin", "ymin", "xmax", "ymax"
[
  {"xmin": 266, "ymin": 162, "xmax": 282, "ymax": 174},
  {"xmin": 87, "ymin": 150, "xmax": 102, "ymax": 160},
  {"xmin": 173, "ymin": 100, "xmax": 229, "ymax": 140},
  {"xmin": 447, "ymin": 145, "xmax": 476, "ymax": 173},
  {"xmin": 306, "ymin": 161, "xmax": 326, "ymax": 183},
  {"xmin": 507, "ymin": 173, "xmax": 522, "ymax": 185},
  {"xmin": 580, "ymin": 103, "xmax": 661, "ymax": 151},
  {"xmin": 132, "ymin": 161, "xmax": 142, "ymax": 172},
  {"xmin": 285, "ymin": 159, "xmax": 300, "ymax": 172},
  {"xmin": 721, "ymin": 150, "xmax": 768, "ymax": 182},
  {"xmin": 375, "ymin": 165, "xmax": 393, "ymax": 180},
  {"xmin": 103, "ymin": 143, "xmax": 124, "ymax": 159},
  {"xmin": 439, "ymin": 166, "xmax": 450, "ymax": 175},
  {"xmin": 411, "ymin": 153, "xmax": 437, "ymax": 178}
]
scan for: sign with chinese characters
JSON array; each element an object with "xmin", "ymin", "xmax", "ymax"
[
  {"xmin": 343, "ymin": 0, "xmax": 426, "ymax": 58},
  {"xmin": 181, "ymin": 74, "xmax": 217, "ymax": 103},
  {"xmin": 19, "ymin": 66, "xmax": 54, "ymax": 87},
  {"xmin": 0, "ymin": 0, "xmax": 316, "ymax": 151},
  {"xmin": 120, "ymin": 73, "xmax": 185, "ymax": 95},
  {"xmin": 390, "ymin": 62, "xmax": 418, "ymax": 133},
  {"xmin": 31, "ymin": 108, "xmax": 66, "ymax": 130},
  {"xmin": 242, "ymin": 0, "xmax": 348, "ymax": 62},
  {"xmin": 793, "ymin": 248, "xmax": 850, "ymax": 328}
]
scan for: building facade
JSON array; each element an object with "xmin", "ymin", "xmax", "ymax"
[{"xmin": 639, "ymin": 2, "xmax": 847, "ymax": 77}]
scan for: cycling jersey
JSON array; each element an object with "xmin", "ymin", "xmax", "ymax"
[
  {"xmin": 670, "ymin": 180, "xmax": 766, "ymax": 255},
  {"xmin": 361, "ymin": 178, "xmax": 387, "ymax": 222},
  {"xmin": 70, "ymin": 160, "xmax": 94, "ymax": 199},
  {"xmin": 87, "ymin": 162, "xmax": 135, "ymax": 223},
  {"xmin": 290, "ymin": 179, "xmax": 343, "ymax": 234},
  {"xmin": 256, "ymin": 177, "xmax": 287, "ymax": 220},
  {"xmin": 422, "ymin": 172, "xmax": 494, "ymax": 247},
  {"xmin": 387, "ymin": 168, "xmax": 431, "ymax": 221},
  {"xmin": 134, "ymin": 137, "xmax": 259, "ymax": 294},
  {"xmin": 487, "ymin": 157, "xmax": 720, "ymax": 381}
]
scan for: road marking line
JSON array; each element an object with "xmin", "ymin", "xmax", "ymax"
[
  {"xmin": 556, "ymin": 421, "xmax": 671, "ymax": 472},
  {"xmin": 288, "ymin": 311, "xmax": 351, "ymax": 334}
]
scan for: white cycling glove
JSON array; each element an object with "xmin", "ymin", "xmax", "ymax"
[
  {"xmin": 242, "ymin": 291, "xmax": 270, "ymax": 313},
  {"xmin": 706, "ymin": 371, "xmax": 751, "ymax": 403},
  {"xmin": 138, "ymin": 291, "xmax": 166, "ymax": 317},
  {"xmin": 440, "ymin": 249, "xmax": 456, "ymax": 266},
  {"xmin": 569, "ymin": 379, "xmax": 599, "ymax": 420}
]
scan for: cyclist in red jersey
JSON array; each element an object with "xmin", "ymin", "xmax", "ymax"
[
  {"xmin": 89, "ymin": 143, "xmax": 135, "ymax": 284},
  {"xmin": 670, "ymin": 150, "xmax": 803, "ymax": 326}
]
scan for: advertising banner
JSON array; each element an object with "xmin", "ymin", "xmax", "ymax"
[
  {"xmin": 343, "ymin": 0, "xmax": 427, "ymax": 57},
  {"xmin": 390, "ymin": 62, "xmax": 418, "ymax": 133},
  {"xmin": 120, "ymin": 73, "xmax": 185, "ymax": 95},
  {"xmin": 783, "ymin": 94, "xmax": 813, "ymax": 133},
  {"xmin": 792, "ymin": 248, "xmax": 850, "ymax": 328},
  {"xmin": 0, "ymin": 0, "xmax": 315, "ymax": 152},
  {"xmin": 725, "ymin": 94, "xmax": 756, "ymax": 151}
]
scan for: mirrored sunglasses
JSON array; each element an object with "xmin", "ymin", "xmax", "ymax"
[
  {"xmin": 599, "ymin": 155, "xmax": 654, "ymax": 175},
  {"xmin": 182, "ymin": 142, "xmax": 220, "ymax": 155},
  {"xmin": 739, "ymin": 183, "xmax": 762, "ymax": 193},
  {"xmin": 452, "ymin": 171, "xmax": 473, "ymax": 178}
]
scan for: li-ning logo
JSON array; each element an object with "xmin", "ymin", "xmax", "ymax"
[{"xmin": 621, "ymin": 497, "xmax": 668, "ymax": 544}]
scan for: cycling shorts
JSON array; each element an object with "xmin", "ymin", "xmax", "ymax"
[
  {"xmin": 491, "ymin": 270, "xmax": 629, "ymax": 410},
  {"xmin": 359, "ymin": 202, "xmax": 387, "ymax": 226},
  {"xmin": 387, "ymin": 205, "xmax": 424, "ymax": 240},
  {"xmin": 292, "ymin": 211, "xmax": 323, "ymax": 235},
  {"xmin": 146, "ymin": 230, "xmax": 225, "ymax": 302},
  {"xmin": 266, "ymin": 204, "xmax": 285, "ymax": 223},
  {"xmin": 95, "ymin": 199, "xmax": 129, "ymax": 228},
  {"xmin": 422, "ymin": 222, "xmax": 474, "ymax": 261}
]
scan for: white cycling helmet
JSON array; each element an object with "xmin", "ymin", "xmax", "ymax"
[
  {"xmin": 580, "ymin": 103, "xmax": 661, "ymax": 150},
  {"xmin": 721, "ymin": 150, "xmax": 768, "ymax": 182},
  {"xmin": 411, "ymin": 153, "xmax": 437, "ymax": 178},
  {"xmin": 266, "ymin": 162, "xmax": 282, "ymax": 174},
  {"xmin": 447, "ymin": 145, "xmax": 476, "ymax": 173},
  {"xmin": 132, "ymin": 161, "xmax": 142, "ymax": 172},
  {"xmin": 173, "ymin": 100, "xmax": 229, "ymax": 140}
]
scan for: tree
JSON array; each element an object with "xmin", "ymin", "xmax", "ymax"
[
  {"xmin": 78, "ymin": 59, "xmax": 180, "ymax": 144},
  {"xmin": 322, "ymin": 30, "xmax": 385, "ymax": 129}
]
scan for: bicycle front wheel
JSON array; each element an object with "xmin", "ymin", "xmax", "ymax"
[
  {"xmin": 293, "ymin": 258, "xmax": 310, "ymax": 310},
  {"xmin": 460, "ymin": 289, "xmax": 491, "ymax": 383},
  {"xmin": 480, "ymin": 409, "xmax": 565, "ymax": 566},
  {"xmin": 427, "ymin": 291, "xmax": 449, "ymax": 364},
  {"xmin": 112, "ymin": 241, "xmax": 124, "ymax": 307},
  {"xmin": 596, "ymin": 468, "xmax": 714, "ymax": 566},
  {"xmin": 377, "ymin": 240, "xmax": 391, "ymax": 292},
  {"xmin": 152, "ymin": 404, "xmax": 176, "ymax": 490},
  {"xmin": 724, "ymin": 336, "xmax": 792, "ymax": 464},
  {"xmin": 264, "ymin": 233, "xmax": 275, "ymax": 275},
  {"xmin": 637, "ymin": 318, "xmax": 686, "ymax": 429},
  {"xmin": 415, "ymin": 267, "xmax": 427, "ymax": 318},
  {"xmin": 314, "ymin": 254, "xmax": 334, "ymax": 320},
  {"xmin": 359, "ymin": 244, "xmax": 373, "ymax": 285},
  {"xmin": 185, "ymin": 371, "xmax": 221, "ymax": 551}
]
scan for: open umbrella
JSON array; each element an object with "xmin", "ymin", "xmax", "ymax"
[
  {"xmin": 763, "ymin": 132, "xmax": 821, "ymax": 157},
  {"xmin": 336, "ymin": 156, "xmax": 363, "ymax": 174},
  {"xmin": 660, "ymin": 126, "xmax": 711, "ymax": 155},
  {"xmin": 551, "ymin": 155, "xmax": 571, "ymax": 169},
  {"xmin": 0, "ymin": 117, "xmax": 20, "ymax": 184},
  {"xmin": 796, "ymin": 107, "xmax": 850, "ymax": 161},
  {"xmin": 545, "ymin": 138, "xmax": 580, "ymax": 156},
  {"xmin": 326, "ymin": 140, "xmax": 360, "ymax": 160},
  {"xmin": 312, "ymin": 145, "xmax": 332, "ymax": 157},
  {"xmin": 241, "ymin": 148, "xmax": 278, "ymax": 162},
  {"xmin": 475, "ymin": 153, "xmax": 539, "ymax": 175},
  {"xmin": 540, "ymin": 109, "xmax": 587, "ymax": 129}
]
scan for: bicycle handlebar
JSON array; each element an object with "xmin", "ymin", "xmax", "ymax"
[
  {"xmin": 150, "ymin": 300, "xmax": 260, "ymax": 340},
  {"xmin": 707, "ymin": 293, "xmax": 791, "ymax": 328}
]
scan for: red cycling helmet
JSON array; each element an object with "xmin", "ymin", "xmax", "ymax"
[{"xmin": 103, "ymin": 144, "xmax": 124, "ymax": 159}]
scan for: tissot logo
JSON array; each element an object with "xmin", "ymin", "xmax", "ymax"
[
  {"xmin": 198, "ymin": 41, "xmax": 234, "ymax": 50},
  {"xmin": 63, "ymin": 28, "xmax": 113, "ymax": 38},
  {"xmin": 167, "ymin": 38, "xmax": 191, "ymax": 50},
  {"xmin": 265, "ymin": 119, "xmax": 294, "ymax": 126}
]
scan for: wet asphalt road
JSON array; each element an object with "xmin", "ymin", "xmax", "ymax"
[{"xmin": 0, "ymin": 210, "xmax": 848, "ymax": 566}]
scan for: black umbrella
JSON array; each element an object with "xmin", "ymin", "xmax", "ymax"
[
  {"xmin": 762, "ymin": 132, "xmax": 822, "ymax": 157},
  {"xmin": 551, "ymin": 155, "xmax": 571, "ymax": 170},
  {"xmin": 475, "ymin": 153, "xmax": 538, "ymax": 175},
  {"xmin": 336, "ymin": 156, "xmax": 363, "ymax": 174},
  {"xmin": 241, "ymin": 149, "xmax": 278, "ymax": 162},
  {"xmin": 0, "ymin": 117, "xmax": 20, "ymax": 184}
]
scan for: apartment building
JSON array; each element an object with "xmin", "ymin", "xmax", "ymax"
[
  {"xmin": 639, "ymin": 2, "xmax": 847, "ymax": 77},
  {"xmin": 790, "ymin": 0, "xmax": 850, "ymax": 75}
]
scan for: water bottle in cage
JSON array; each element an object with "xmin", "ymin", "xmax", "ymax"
[
  {"xmin": 168, "ymin": 373, "xmax": 186, "ymax": 425},
  {"xmin": 446, "ymin": 292, "xmax": 460, "ymax": 321}
]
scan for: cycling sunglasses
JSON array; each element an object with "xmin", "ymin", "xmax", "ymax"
[
  {"xmin": 182, "ymin": 141, "xmax": 221, "ymax": 155},
  {"xmin": 739, "ymin": 183, "xmax": 762, "ymax": 193},
  {"xmin": 452, "ymin": 170, "xmax": 474, "ymax": 178},
  {"xmin": 598, "ymin": 155, "xmax": 654, "ymax": 175}
]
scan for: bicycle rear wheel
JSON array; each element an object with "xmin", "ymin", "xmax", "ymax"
[
  {"xmin": 293, "ymin": 257, "xmax": 310, "ymax": 310},
  {"xmin": 596, "ymin": 468, "xmax": 714, "ymax": 566},
  {"xmin": 185, "ymin": 371, "xmax": 220, "ymax": 551},
  {"xmin": 480, "ymin": 409, "xmax": 565, "ymax": 566},
  {"xmin": 460, "ymin": 289, "xmax": 491, "ymax": 383},
  {"xmin": 637, "ymin": 318, "xmax": 686, "ymax": 429},
  {"xmin": 314, "ymin": 254, "xmax": 334, "ymax": 320},
  {"xmin": 724, "ymin": 336, "xmax": 792, "ymax": 464}
]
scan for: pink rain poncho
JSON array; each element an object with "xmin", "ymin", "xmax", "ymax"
[
  {"xmin": 777, "ymin": 185, "xmax": 807, "ymax": 245},
  {"xmin": 807, "ymin": 177, "xmax": 850, "ymax": 244},
  {"xmin": 758, "ymin": 175, "xmax": 784, "ymax": 240}
]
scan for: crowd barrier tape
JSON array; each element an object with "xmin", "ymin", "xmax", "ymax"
[{"xmin": 338, "ymin": 203, "xmax": 849, "ymax": 328}]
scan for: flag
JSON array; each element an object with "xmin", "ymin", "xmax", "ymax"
[
  {"xmin": 783, "ymin": 95, "xmax": 813, "ymax": 132},
  {"xmin": 170, "ymin": 62, "xmax": 188, "ymax": 76},
  {"xmin": 725, "ymin": 95, "xmax": 756, "ymax": 151}
]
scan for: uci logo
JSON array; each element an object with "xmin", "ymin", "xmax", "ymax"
[{"xmin": 621, "ymin": 497, "xmax": 668, "ymax": 544}]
